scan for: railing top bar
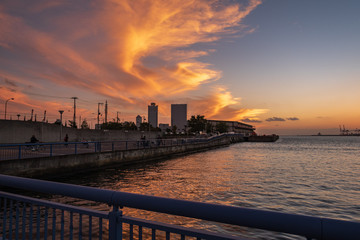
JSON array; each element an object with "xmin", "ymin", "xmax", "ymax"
[
  {"xmin": 0, "ymin": 133, "xmax": 242, "ymax": 147},
  {"xmin": 0, "ymin": 142, "xmax": 97, "ymax": 147},
  {"xmin": 1, "ymin": 174, "xmax": 359, "ymax": 239}
]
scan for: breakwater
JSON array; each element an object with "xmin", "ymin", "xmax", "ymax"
[{"xmin": 0, "ymin": 134, "xmax": 243, "ymax": 177}]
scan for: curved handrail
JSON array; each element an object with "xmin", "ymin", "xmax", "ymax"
[{"xmin": 0, "ymin": 174, "xmax": 358, "ymax": 239}]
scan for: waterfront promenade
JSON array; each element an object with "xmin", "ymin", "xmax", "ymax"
[{"xmin": 0, "ymin": 134, "xmax": 243, "ymax": 177}]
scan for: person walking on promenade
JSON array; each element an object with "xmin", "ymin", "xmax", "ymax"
[
  {"xmin": 64, "ymin": 134, "xmax": 69, "ymax": 147},
  {"xmin": 30, "ymin": 135, "xmax": 39, "ymax": 151},
  {"xmin": 30, "ymin": 135, "xmax": 38, "ymax": 143}
]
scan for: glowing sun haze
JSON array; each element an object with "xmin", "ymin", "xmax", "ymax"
[{"xmin": 0, "ymin": 0, "xmax": 264, "ymax": 125}]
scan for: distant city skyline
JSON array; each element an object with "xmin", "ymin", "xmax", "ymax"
[{"xmin": 1, "ymin": 0, "xmax": 359, "ymax": 135}]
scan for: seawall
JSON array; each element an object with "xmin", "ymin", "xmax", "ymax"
[
  {"xmin": 0, "ymin": 134, "xmax": 244, "ymax": 177},
  {"xmin": 0, "ymin": 120, "xmax": 158, "ymax": 144}
]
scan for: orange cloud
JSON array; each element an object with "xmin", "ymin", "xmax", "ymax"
[
  {"xmin": 0, "ymin": 0, "xmax": 263, "ymax": 122},
  {"xmin": 189, "ymin": 87, "xmax": 268, "ymax": 121},
  {"xmin": 98, "ymin": 0, "xmax": 261, "ymax": 96}
]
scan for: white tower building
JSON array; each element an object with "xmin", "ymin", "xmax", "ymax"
[{"xmin": 136, "ymin": 115, "xmax": 142, "ymax": 129}]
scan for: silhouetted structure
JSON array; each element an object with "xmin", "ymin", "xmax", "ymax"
[
  {"xmin": 148, "ymin": 103, "xmax": 158, "ymax": 128},
  {"xmin": 171, "ymin": 104, "xmax": 187, "ymax": 133},
  {"xmin": 207, "ymin": 120, "xmax": 255, "ymax": 135},
  {"xmin": 136, "ymin": 115, "xmax": 142, "ymax": 128}
]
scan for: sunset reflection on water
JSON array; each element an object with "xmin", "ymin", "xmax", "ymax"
[{"xmin": 48, "ymin": 136, "xmax": 360, "ymax": 239}]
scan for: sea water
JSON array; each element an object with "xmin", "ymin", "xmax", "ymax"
[{"xmin": 53, "ymin": 136, "xmax": 360, "ymax": 239}]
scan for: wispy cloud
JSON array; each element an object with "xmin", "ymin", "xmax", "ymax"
[
  {"xmin": 266, "ymin": 117, "xmax": 286, "ymax": 122},
  {"xmin": 241, "ymin": 118, "xmax": 262, "ymax": 123},
  {"xmin": 0, "ymin": 0, "xmax": 263, "ymax": 121},
  {"xmin": 287, "ymin": 117, "xmax": 299, "ymax": 121}
]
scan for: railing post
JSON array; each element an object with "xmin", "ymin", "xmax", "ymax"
[
  {"xmin": 50, "ymin": 144, "xmax": 53, "ymax": 157},
  {"xmin": 18, "ymin": 145, "xmax": 22, "ymax": 159},
  {"xmin": 112, "ymin": 142, "xmax": 114, "ymax": 151},
  {"xmin": 126, "ymin": 141, "xmax": 128, "ymax": 150},
  {"xmin": 108, "ymin": 205, "xmax": 123, "ymax": 240},
  {"xmin": 75, "ymin": 143, "xmax": 77, "ymax": 154}
]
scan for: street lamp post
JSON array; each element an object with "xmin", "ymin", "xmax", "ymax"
[
  {"xmin": 4, "ymin": 98, "xmax": 14, "ymax": 120},
  {"xmin": 59, "ymin": 110, "xmax": 64, "ymax": 141}
]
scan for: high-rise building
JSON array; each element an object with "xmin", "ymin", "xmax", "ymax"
[
  {"xmin": 136, "ymin": 115, "xmax": 142, "ymax": 129},
  {"xmin": 148, "ymin": 102, "xmax": 158, "ymax": 128},
  {"xmin": 171, "ymin": 104, "xmax": 187, "ymax": 132}
]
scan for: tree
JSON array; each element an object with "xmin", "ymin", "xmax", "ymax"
[
  {"xmin": 54, "ymin": 119, "xmax": 61, "ymax": 125},
  {"xmin": 122, "ymin": 121, "xmax": 137, "ymax": 130},
  {"xmin": 101, "ymin": 122, "xmax": 123, "ymax": 130},
  {"xmin": 206, "ymin": 123, "xmax": 213, "ymax": 134},
  {"xmin": 68, "ymin": 120, "xmax": 77, "ymax": 129},
  {"xmin": 80, "ymin": 119, "xmax": 90, "ymax": 129},
  {"xmin": 215, "ymin": 122, "xmax": 228, "ymax": 133},
  {"xmin": 139, "ymin": 122, "xmax": 160, "ymax": 131},
  {"xmin": 171, "ymin": 125, "xmax": 177, "ymax": 134},
  {"xmin": 139, "ymin": 122, "xmax": 150, "ymax": 131},
  {"xmin": 187, "ymin": 115, "xmax": 207, "ymax": 133}
]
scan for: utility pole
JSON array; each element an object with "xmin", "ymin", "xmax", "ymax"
[
  {"xmin": 59, "ymin": 110, "xmax": 64, "ymax": 141},
  {"xmin": 71, "ymin": 97, "xmax": 78, "ymax": 127},
  {"xmin": 97, "ymin": 102, "xmax": 103, "ymax": 129},
  {"xmin": 43, "ymin": 110, "xmax": 46, "ymax": 122},
  {"xmin": 105, "ymin": 100, "xmax": 108, "ymax": 124},
  {"xmin": 117, "ymin": 111, "xmax": 120, "ymax": 123}
]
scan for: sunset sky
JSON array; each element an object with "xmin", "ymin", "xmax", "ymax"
[{"xmin": 1, "ymin": 0, "xmax": 359, "ymax": 135}]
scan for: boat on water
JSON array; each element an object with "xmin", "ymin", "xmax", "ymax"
[{"xmin": 244, "ymin": 134, "xmax": 279, "ymax": 142}]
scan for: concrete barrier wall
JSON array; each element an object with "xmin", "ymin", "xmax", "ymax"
[
  {"xmin": 0, "ymin": 120, "xmax": 158, "ymax": 144},
  {"xmin": 0, "ymin": 135, "xmax": 242, "ymax": 177}
]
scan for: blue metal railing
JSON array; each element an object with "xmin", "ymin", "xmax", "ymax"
[
  {"xmin": 0, "ymin": 174, "xmax": 359, "ymax": 240},
  {"xmin": 0, "ymin": 134, "xmax": 239, "ymax": 161}
]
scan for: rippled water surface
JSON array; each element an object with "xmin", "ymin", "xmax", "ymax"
[{"xmin": 52, "ymin": 136, "xmax": 360, "ymax": 239}]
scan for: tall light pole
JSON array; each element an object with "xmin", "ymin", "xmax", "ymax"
[
  {"xmin": 59, "ymin": 110, "xmax": 64, "ymax": 141},
  {"xmin": 4, "ymin": 98, "xmax": 14, "ymax": 120},
  {"xmin": 97, "ymin": 103, "xmax": 103, "ymax": 129},
  {"xmin": 71, "ymin": 97, "xmax": 78, "ymax": 128},
  {"xmin": 105, "ymin": 100, "xmax": 108, "ymax": 124}
]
